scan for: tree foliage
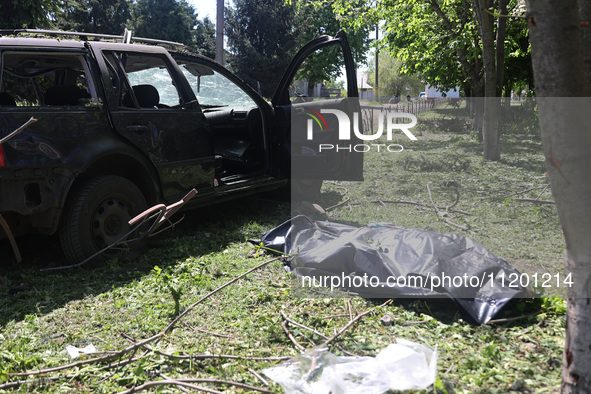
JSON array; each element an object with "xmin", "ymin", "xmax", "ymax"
[
  {"xmin": 226, "ymin": 0, "xmax": 299, "ymax": 98},
  {"xmin": 55, "ymin": 0, "xmax": 130, "ymax": 34},
  {"xmin": 193, "ymin": 17, "xmax": 216, "ymax": 59},
  {"xmin": 131, "ymin": 0, "xmax": 198, "ymax": 46},
  {"xmin": 367, "ymin": 52, "xmax": 424, "ymax": 98},
  {"xmin": 329, "ymin": 0, "xmax": 530, "ymax": 96},
  {"xmin": 325, "ymin": 0, "xmax": 533, "ymax": 161},
  {"xmin": 503, "ymin": 10, "xmax": 533, "ymax": 93},
  {"xmin": 292, "ymin": 2, "xmax": 371, "ymax": 86},
  {"xmin": 129, "ymin": 0, "xmax": 215, "ymax": 56},
  {"xmin": 0, "ymin": 0, "xmax": 62, "ymax": 29},
  {"xmin": 226, "ymin": 0, "xmax": 370, "ymax": 97},
  {"xmin": 330, "ymin": 0, "xmax": 480, "ymax": 93}
]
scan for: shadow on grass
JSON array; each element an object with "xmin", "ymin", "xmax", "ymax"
[
  {"xmin": 404, "ymin": 131, "xmax": 546, "ymax": 174},
  {"xmin": 500, "ymin": 137, "xmax": 547, "ymax": 173},
  {"xmin": 0, "ymin": 196, "xmax": 291, "ymax": 327}
]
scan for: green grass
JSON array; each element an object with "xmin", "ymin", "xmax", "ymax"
[{"xmin": 0, "ymin": 102, "xmax": 565, "ymax": 393}]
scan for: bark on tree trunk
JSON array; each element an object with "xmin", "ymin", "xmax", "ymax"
[
  {"xmin": 579, "ymin": 0, "xmax": 591, "ymax": 91},
  {"xmin": 471, "ymin": 82, "xmax": 485, "ymax": 142},
  {"xmin": 503, "ymin": 80, "xmax": 512, "ymax": 107},
  {"xmin": 474, "ymin": 0, "xmax": 500, "ymax": 161},
  {"xmin": 496, "ymin": 0, "xmax": 508, "ymax": 97},
  {"xmin": 526, "ymin": 0, "xmax": 591, "ymax": 392}
]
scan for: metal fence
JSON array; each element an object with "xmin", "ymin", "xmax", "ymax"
[{"xmin": 360, "ymin": 98, "xmax": 449, "ymax": 133}]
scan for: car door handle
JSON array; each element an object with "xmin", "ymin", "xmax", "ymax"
[{"xmin": 125, "ymin": 125, "xmax": 148, "ymax": 134}]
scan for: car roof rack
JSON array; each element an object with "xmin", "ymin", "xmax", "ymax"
[{"xmin": 0, "ymin": 28, "xmax": 188, "ymax": 50}]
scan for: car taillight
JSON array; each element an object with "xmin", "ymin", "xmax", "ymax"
[{"xmin": 0, "ymin": 144, "xmax": 5, "ymax": 167}]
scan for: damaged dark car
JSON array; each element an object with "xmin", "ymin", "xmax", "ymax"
[{"xmin": 0, "ymin": 29, "xmax": 363, "ymax": 264}]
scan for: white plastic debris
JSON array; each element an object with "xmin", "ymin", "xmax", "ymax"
[
  {"xmin": 263, "ymin": 338, "xmax": 437, "ymax": 394},
  {"xmin": 65, "ymin": 344, "xmax": 97, "ymax": 359}
]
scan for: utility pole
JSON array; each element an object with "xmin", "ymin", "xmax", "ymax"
[
  {"xmin": 375, "ymin": 25, "xmax": 379, "ymax": 102},
  {"xmin": 215, "ymin": 0, "xmax": 224, "ymax": 65}
]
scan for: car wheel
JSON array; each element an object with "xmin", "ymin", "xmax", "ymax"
[{"xmin": 59, "ymin": 175, "xmax": 148, "ymax": 265}]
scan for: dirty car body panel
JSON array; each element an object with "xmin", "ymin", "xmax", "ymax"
[{"xmin": 0, "ymin": 30, "xmax": 362, "ymax": 264}]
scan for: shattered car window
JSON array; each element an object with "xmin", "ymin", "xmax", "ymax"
[
  {"xmin": 102, "ymin": 51, "xmax": 181, "ymax": 107},
  {"xmin": 0, "ymin": 51, "xmax": 96, "ymax": 106},
  {"xmin": 179, "ymin": 63, "xmax": 256, "ymax": 108}
]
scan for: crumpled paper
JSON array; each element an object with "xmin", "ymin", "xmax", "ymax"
[{"xmin": 65, "ymin": 344, "xmax": 97, "ymax": 359}]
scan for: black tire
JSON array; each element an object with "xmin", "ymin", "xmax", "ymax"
[{"xmin": 59, "ymin": 176, "xmax": 148, "ymax": 265}]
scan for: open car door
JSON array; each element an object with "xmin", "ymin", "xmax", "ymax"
[{"xmin": 271, "ymin": 31, "xmax": 363, "ymax": 182}]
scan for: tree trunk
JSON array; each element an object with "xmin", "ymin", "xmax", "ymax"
[
  {"xmin": 580, "ymin": 0, "xmax": 591, "ymax": 90},
  {"xmin": 526, "ymin": 0, "xmax": 591, "ymax": 392},
  {"xmin": 496, "ymin": 0, "xmax": 508, "ymax": 97},
  {"xmin": 503, "ymin": 79, "xmax": 512, "ymax": 107},
  {"xmin": 474, "ymin": 0, "xmax": 500, "ymax": 161},
  {"xmin": 470, "ymin": 81, "xmax": 485, "ymax": 142}
]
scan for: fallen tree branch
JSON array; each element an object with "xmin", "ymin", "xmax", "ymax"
[
  {"xmin": 0, "ymin": 375, "xmax": 71, "ymax": 390},
  {"xmin": 119, "ymin": 380, "xmax": 223, "ymax": 394},
  {"xmin": 426, "ymin": 183, "xmax": 441, "ymax": 215},
  {"xmin": 428, "ymin": 183, "xmax": 462, "ymax": 213},
  {"xmin": 514, "ymin": 198, "xmax": 555, "ymax": 205},
  {"xmin": 482, "ymin": 185, "xmax": 550, "ymax": 201},
  {"xmin": 248, "ymin": 368, "xmax": 269, "ymax": 387},
  {"xmin": 41, "ymin": 200, "xmax": 193, "ymax": 272},
  {"xmin": 99, "ymin": 356, "xmax": 144, "ymax": 371},
  {"xmin": 183, "ymin": 322, "xmax": 234, "ymax": 338},
  {"xmin": 501, "ymin": 186, "xmax": 538, "ymax": 199},
  {"xmin": 325, "ymin": 196, "xmax": 351, "ymax": 212},
  {"xmin": 147, "ymin": 352, "xmax": 290, "ymax": 362},
  {"xmin": 281, "ymin": 310, "xmax": 327, "ymax": 341},
  {"xmin": 446, "ymin": 189, "xmax": 461, "ymax": 210},
  {"xmin": 321, "ymin": 310, "xmax": 372, "ymax": 347},
  {"xmin": 321, "ymin": 299, "xmax": 391, "ymax": 347},
  {"xmin": 534, "ymin": 184, "xmax": 550, "ymax": 200},
  {"xmin": 8, "ymin": 332, "xmax": 164, "ymax": 377},
  {"xmin": 0, "ymin": 116, "xmax": 37, "ymax": 144},
  {"xmin": 177, "ymin": 378, "xmax": 271, "ymax": 393},
  {"xmin": 157, "ymin": 372, "xmax": 190, "ymax": 394},
  {"xmin": 322, "ymin": 314, "xmax": 350, "ymax": 319},
  {"xmin": 443, "ymin": 219, "xmax": 469, "ymax": 231},
  {"xmin": 0, "ymin": 213, "xmax": 22, "ymax": 263},
  {"xmin": 281, "ymin": 320, "xmax": 305, "ymax": 351},
  {"xmin": 371, "ymin": 199, "xmax": 472, "ymax": 216},
  {"xmin": 515, "ymin": 316, "xmax": 546, "ymax": 338},
  {"xmin": 280, "ymin": 311, "xmax": 357, "ymax": 356},
  {"xmin": 121, "ymin": 378, "xmax": 272, "ymax": 394},
  {"xmin": 42, "ymin": 189, "xmax": 197, "ymax": 272},
  {"xmin": 426, "ymin": 184, "xmax": 468, "ymax": 231},
  {"xmin": 164, "ymin": 256, "xmax": 285, "ymax": 334},
  {"xmin": 346, "ymin": 298, "xmax": 354, "ymax": 321},
  {"xmin": 486, "ymin": 310, "xmax": 543, "ymax": 325},
  {"xmin": 40, "ymin": 213, "xmax": 155, "ymax": 271}
]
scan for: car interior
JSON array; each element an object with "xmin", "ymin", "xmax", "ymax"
[
  {"xmin": 177, "ymin": 60, "xmax": 267, "ymax": 182},
  {"xmin": 103, "ymin": 52, "xmax": 268, "ymax": 183},
  {"xmin": 0, "ymin": 52, "xmax": 95, "ymax": 106}
]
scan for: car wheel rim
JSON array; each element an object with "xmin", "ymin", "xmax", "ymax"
[{"xmin": 92, "ymin": 198, "xmax": 132, "ymax": 250}]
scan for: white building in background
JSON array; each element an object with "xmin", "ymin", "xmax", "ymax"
[
  {"xmin": 425, "ymin": 85, "xmax": 460, "ymax": 98},
  {"xmin": 357, "ymin": 71, "xmax": 375, "ymax": 100}
]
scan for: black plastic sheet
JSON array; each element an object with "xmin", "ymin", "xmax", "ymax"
[{"xmin": 258, "ymin": 216, "xmax": 531, "ymax": 324}]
